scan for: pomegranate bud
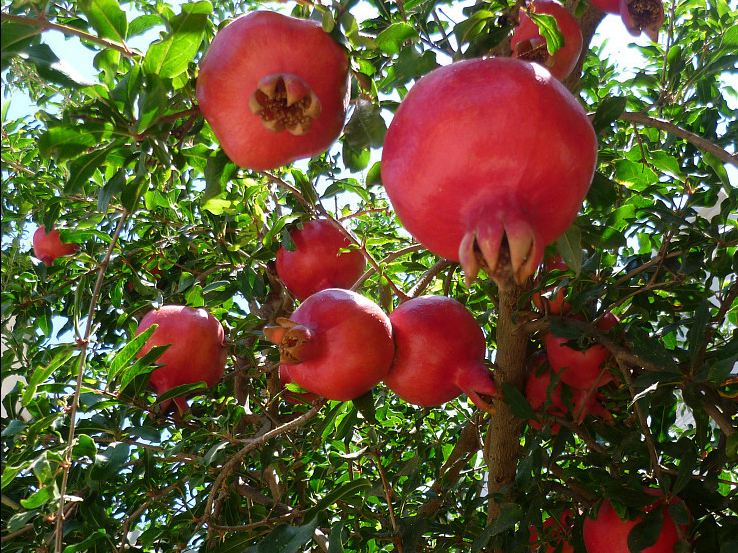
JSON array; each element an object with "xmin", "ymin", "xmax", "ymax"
[{"xmin": 249, "ymin": 73, "xmax": 322, "ymax": 135}]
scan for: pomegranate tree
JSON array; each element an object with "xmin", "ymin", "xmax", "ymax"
[
  {"xmin": 589, "ymin": 0, "xmax": 665, "ymax": 41},
  {"xmin": 275, "ymin": 219, "xmax": 366, "ymax": 301},
  {"xmin": 135, "ymin": 305, "xmax": 227, "ymax": 413},
  {"xmin": 531, "ymin": 255, "xmax": 572, "ymax": 315},
  {"xmin": 583, "ymin": 490, "xmax": 691, "ymax": 553},
  {"xmin": 264, "ymin": 289, "xmax": 394, "ymax": 401},
  {"xmin": 511, "ymin": 0, "xmax": 583, "ymax": 81},
  {"xmin": 197, "ymin": 11, "xmax": 350, "ymax": 170},
  {"xmin": 33, "ymin": 225, "xmax": 79, "ymax": 266},
  {"xmin": 381, "ymin": 57, "xmax": 597, "ymax": 287},
  {"xmin": 384, "ymin": 295, "xmax": 499, "ymax": 413}
]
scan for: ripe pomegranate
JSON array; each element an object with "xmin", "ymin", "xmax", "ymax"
[
  {"xmin": 380, "ymin": 58, "xmax": 597, "ymax": 287},
  {"xmin": 531, "ymin": 255, "xmax": 572, "ymax": 315},
  {"xmin": 543, "ymin": 313, "xmax": 620, "ymax": 390},
  {"xmin": 135, "ymin": 305, "xmax": 227, "ymax": 413},
  {"xmin": 511, "ymin": 0, "xmax": 583, "ymax": 81},
  {"xmin": 197, "ymin": 11, "xmax": 350, "ymax": 170},
  {"xmin": 263, "ymin": 289, "xmax": 394, "ymax": 401},
  {"xmin": 33, "ymin": 225, "xmax": 79, "ymax": 266},
  {"xmin": 383, "ymin": 295, "xmax": 500, "ymax": 413},
  {"xmin": 529, "ymin": 510, "xmax": 575, "ymax": 553},
  {"xmin": 589, "ymin": 0, "xmax": 665, "ymax": 41},
  {"xmin": 275, "ymin": 219, "xmax": 366, "ymax": 301},
  {"xmin": 583, "ymin": 490, "xmax": 691, "ymax": 553},
  {"xmin": 278, "ymin": 365, "xmax": 319, "ymax": 405}
]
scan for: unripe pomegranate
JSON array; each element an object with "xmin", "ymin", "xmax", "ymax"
[
  {"xmin": 543, "ymin": 313, "xmax": 619, "ymax": 390},
  {"xmin": 135, "ymin": 305, "xmax": 227, "ymax": 412},
  {"xmin": 529, "ymin": 510, "xmax": 575, "ymax": 553},
  {"xmin": 278, "ymin": 365, "xmax": 319, "ymax": 405},
  {"xmin": 276, "ymin": 219, "xmax": 366, "ymax": 301},
  {"xmin": 511, "ymin": 0, "xmax": 583, "ymax": 81},
  {"xmin": 590, "ymin": 0, "xmax": 665, "ymax": 41},
  {"xmin": 264, "ymin": 289, "xmax": 394, "ymax": 401},
  {"xmin": 531, "ymin": 255, "xmax": 572, "ymax": 315},
  {"xmin": 384, "ymin": 295, "xmax": 500, "ymax": 413},
  {"xmin": 197, "ymin": 11, "xmax": 350, "ymax": 170},
  {"xmin": 381, "ymin": 58, "xmax": 597, "ymax": 287},
  {"xmin": 33, "ymin": 225, "xmax": 79, "ymax": 266},
  {"xmin": 583, "ymin": 490, "xmax": 691, "ymax": 553}
]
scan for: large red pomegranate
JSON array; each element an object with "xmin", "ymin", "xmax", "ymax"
[
  {"xmin": 531, "ymin": 255, "xmax": 572, "ymax": 315},
  {"xmin": 276, "ymin": 219, "xmax": 366, "ymax": 301},
  {"xmin": 135, "ymin": 305, "xmax": 227, "ymax": 412},
  {"xmin": 583, "ymin": 490, "xmax": 691, "ymax": 553},
  {"xmin": 383, "ymin": 295, "xmax": 500, "ymax": 413},
  {"xmin": 263, "ymin": 289, "xmax": 394, "ymax": 401},
  {"xmin": 543, "ymin": 313, "xmax": 619, "ymax": 390},
  {"xmin": 33, "ymin": 225, "xmax": 79, "ymax": 266},
  {"xmin": 529, "ymin": 510, "xmax": 575, "ymax": 553},
  {"xmin": 511, "ymin": 0, "xmax": 583, "ymax": 81},
  {"xmin": 196, "ymin": 11, "xmax": 350, "ymax": 171},
  {"xmin": 380, "ymin": 57, "xmax": 597, "ymax": 287},
  {"xmin": 590, "ymin": 0, "xmax": 665, "ymax": 41}
]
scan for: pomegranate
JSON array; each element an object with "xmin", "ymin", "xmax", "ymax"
[
  {"xmin": 529, "ymin": 510, "xmax": 575, "ymax": 553},
  {"xmin": 583, "ymin": 490, "xmax": 691, "ymax": 553},
  {"xmin": 135, "ymin": 305, "xmax": 227, "ymax": 413},
  {"xmin": 543, "ymin": 313, "xmax": 620, "ymax": 390},
  {"xmin": 531, "ymin": 255, "xmax": 572, "ymax": 315},
  {"xmin": 197, "ymin": 11, "xmax": 350, "ymax": 170},
  {"xmin": 275, "ymin": 219, "xmax": 366, "ymax": 301},
  {"xmin": 383, "ymin": 295, "xmax": 500, "ymax": 413},
  {"xmin": 263, "ymin": 289, "xmax": 394, "ymax": 401},
  {"xmin": 511, "ymin": 0, "xmax": 583, "ymax": 81},
  {"xmin": 33, "ymin": 225, "xmax": 79, "ymax": 266},
  {"xmin": 589, "ymin": 0, "xmax": 665, "ymax": 41},
  {"xmin": 380, "ymin": 58, "xmax": 597, "ymax": 287},
  {"xmin": 278, "ymin": 365, "xmax": 320, "ymax": 405}
]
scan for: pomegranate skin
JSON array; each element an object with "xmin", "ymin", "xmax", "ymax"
[
  {"xmin": 276, "ymin": 219, "xmax": 366, "ymax": 301},
  {"xmin": 381, "ymin": 58, "xmax": 597, "ymax": 287},
  {"xmin": 135, "ymin": 305, "xmax": 227, "ymax": 412},
  {"xmin": 33, "ymin": 226, "xmax": 79, "ymax": 266},
  {"xmin": 264, "ymin": 289, "xmax": 394, "ymax": 401},
  {"xmin": 197, "ymin": 11, "xmax": 350, "ymax": 170},
  {"xmin": 583, "ymin": 492, "xmax": 690, "ymax": 553},
  {"xmin": 384, "ymin": 295, "xmax": 499, "ymax": 413},
  {"xmin": 511, "ymin": 0, "xmax": 583, "ymax": 81},
  {"xmin": 279, "ymin": 365, "xmax": 320, "ymax": 405}
]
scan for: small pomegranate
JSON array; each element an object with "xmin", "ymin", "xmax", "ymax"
[
  {"xmin": 276, "ymin": 219, "xmax": 366, "ymax": 301},
  {"xmin": 384, "ymin": 295, "xmax": 500, "ymax": 413},
  {"xmin": 264, "ymin": 289, "xmax": 394, "ymax": 401},
  {"xmin": 531, "ymin": 255, "xmax": 572, "ymax": 315},
  {"xmin": 33, "ymin": 225, "xmax": 79, "ymax": 266},
  {"xmin": 511, "ymin": 0, "xmax": 583, "ymax": 81},
  {"xmin": 135, "ymin": 305, "xmax": 227, "ymax": 413},
  {"xmin": 543, "ymin": 313, "xmax": 620, "ymax": 390},
  {"xmin": 583, "ymin": 490, "xmax": 691, "ymax": 553},
  {"xmin": 381, "ymin": 58, "xmax": 597, "ymax": 287},
  {"xmin": 589, "ymin": 0, "xmax": 665, "ymax": 41},
  {"xmin": 197, "ymin": 11, "xmax": 350, "ymax": 170},
  {"xmin": 529, "ymin": 510, "xmax": 575, "ymax": 553},
  {"xmin": 278, "ymin": 365, "xmax": 320, "ymax": 405}
]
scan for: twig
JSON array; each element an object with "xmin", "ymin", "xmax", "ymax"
[
  {"xmin": 408, "ymin": 258, "xmax": 456, "ymax": 299},
  {"xmin": 372, "ymin": 450, "xmax": 403, "ymax": 553},
  {"xmin": 350, "ymin": 244, "xmax": 424, "ymax": 292}
]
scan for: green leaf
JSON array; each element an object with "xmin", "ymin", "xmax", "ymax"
[
  {"xmin": 0, "ymin": 21, "xmax": 40, "ymax": 54},
  {"xmin": 118, "ymin": 344, "xmax": 170, "ymax": 392},
  {"xmin": 135, "ymin": 74, "xmax": 167, "ymax": 133},
  {"xmin": 527, "ymin": 12, "xmax": 564, "ymax": 55},
  {"xmin": 501, "ymin": 382, "xmax": 537, "ymax": 421},
  {"xmin": 65, "ymin": 143, "xmax": 119, "ymax": 194},
  {"xmin": 556, "ymin": 226, "xmax": 582, "ymax": 276},
  {"xmin": 592, "ymin": 96, "xmax": 627, "ymax": 132},
  {"xmin": 108, "ymin": 325, "xmax": 158, "ymax": 384},
  {"xmin": 20, "ymin": 487, "xmax": 52, "ymax": 509},
  {"xmin": 39, "ymin": 123, "xmax": 112, "ymax": 162},
  {"xmin": 13, "ymin": 44, "xmax": 94, "ymax": 88},
  {"xmin": 79, "ymin": 0, "xmax": 129, "ymax": 42},
  {"xmin": 72, "ymin": 434, "xmax": 98, "ymax": 460},
  {"xmin": 306, "ymin": 479, "xmax": 371, "ymax": 521},
  {"xmin": 471, "ymin": 503, "xmax": 522, "ymax": 551},
  {"xmin": 203, "ymin": 149, "xmax": 233, "ymax": 202},
  {"xmin": 244, "ymin": 520, "xmax": 319, "ymax": 553},
  {"xmin": 203, "ymin": 440, "xmax": 229, "ymax": 465},
  {"xmin": 143, "ymin": 1, "xmax": 212, "ymax": 78},
  {"xmin": 344, "ymin": 98, "xmax": 387, "ymax": 150},
  {"xmin": 628, "ymin": 507, "xmax": 664, "ymax": 552},
  {"xmin": 22, "ymin": 350, "xmax": 75, "ymax": 407},
  {"xmin": 155, "ymin": 381, "xmax": 208, "ymax": 405},
  {"xmin": 376, "ymin": 23, "xmax": 419, "ymax": 54}
]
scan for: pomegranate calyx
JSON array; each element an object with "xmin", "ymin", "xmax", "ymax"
[
  {"xmin": 264, "ymin": 318, "xmax": 315, "ymax": 364},
  {"xmin": 620, "ymin": 0, "xmax": 664, "ymax": 40},
  {"xmin": 456, "ymin": 363, "xmax": 501, "ymax": 414},
  {"xmin": 514, "ymin": 38, "xmax": 552, "ymax": 67},
  {"xmin": 248, "ymin": 73, "xmax": 322, "ymax": 135}
]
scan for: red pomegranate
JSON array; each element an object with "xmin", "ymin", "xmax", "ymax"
[
  {"xmin": 531, "ymin": 255, "xmax": 572, "ymax": 315},
  {"xmin": 590, "ymin": 0, "xmax": 665, "ymax": 41},
  {"xmin": 135, "ymin": 305, "xmax": 227, "ymax": 412},
  {"xmin": 276, "ymin": 219, "xmax": 366, "ymax": 301},
  {"xmin": 33, "ymin": 225, "xmax": 79, "ymax": 266},
  {"xmin": 197, "ymin": 11, "xmax": 350, "ymax": 170},
  {"xmin": 543, "ymin": 313, "xmax": 619, "ymax": 390},
  {"xmin": 511, "ymin": 0, "xmax": 583, "ymax": 81},
  {"xmin": 278, "ymin": 365, "xmax": 320, "ymax": 405},
  {"xmin": 583, "ymin": 490, "xmax": 691, "ymax": 553},
  {"xmin": 263, "ymin": 289, "xmax": 394, "ymax": 401},
  {"xmin": 529, "ymin": 510, "xmax": 575, "ymax": 553},
  {"xmin": 380, "ymin": 58, "xmax": 597, "ymax": 287},
  {"xmin": 384, "ymin": 295, "xmax": 500, "ymax": 413}
]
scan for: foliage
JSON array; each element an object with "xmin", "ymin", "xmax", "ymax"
[{"xmin": 1, "ymin": 0, "xmax": 737, "ymax": 552}]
